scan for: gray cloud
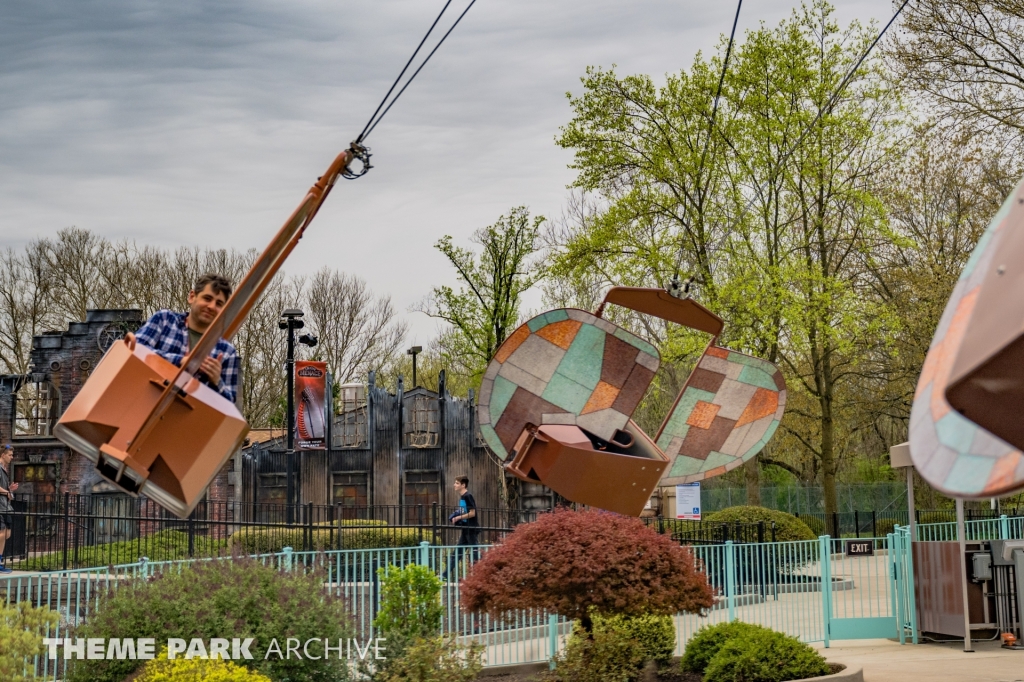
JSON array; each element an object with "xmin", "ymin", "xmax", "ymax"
[{"xmin": 0, "ymin": 0, "xmax": 893, "ymax": 342}]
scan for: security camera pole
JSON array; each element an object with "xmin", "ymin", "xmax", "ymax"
[
  {"xmin": 280, "ymin": 309, "xmax": 304, "ymax": 524},
  {"xmin": 407, "ymin": 346, "xmax": 422, "ymax": 388}
]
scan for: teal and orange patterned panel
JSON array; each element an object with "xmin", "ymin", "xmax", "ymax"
[
  {"xmin": 477, "ymin": 309, "xmax": 660, "ymax": 460},
  {"xmin": 909, "ymin": 179, "xmax": 1024, "ymax": 498},
  {"xmin": 657, "ymin": 346, "xmax": 786, "ymax": 485}
]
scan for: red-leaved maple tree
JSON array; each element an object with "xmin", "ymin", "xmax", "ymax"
[{"xmin": 460, "ymin": 508, "xmax": 715, "ymax": 631}]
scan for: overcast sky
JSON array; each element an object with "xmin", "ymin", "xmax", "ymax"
[{"xmin": 0, "ymin": 0, "xmax": 894, "ymax": 344}]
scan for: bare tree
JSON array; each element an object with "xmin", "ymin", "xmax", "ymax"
[
  {"xmin": 0, "ymin": 243, "xmax": 57, "ymax": 375},
  {"xmin": 303, "ymin": 268, "xmax": 407, "ymax": 385},
  {"xmin": 891, "ymin": 0, "xmax": 1024, "ymax": 136}
]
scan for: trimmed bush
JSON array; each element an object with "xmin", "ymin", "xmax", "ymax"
[
  {"xmin": 705, "ymin": 507, "xmax": 816, "ymax": 542},
  {"xmin": 13, "ymin": 529, "xmax": 229, "ymax": 571},
  {"xmin": 462, "ymin": 509, "xmax": 714, "ymax": 631},
  {"xmin": 65, "ymin": 554, "xmax": 354, "ymax": 682},
  {"xmin": 703, "ymin": 627, "xmax": 830, "ymax": 682},
  {"xmin": 681, "ymin": 621, "xmax": 768, "ymax": 674},
  {"xmin": 543, "ymin": 621, "xmax": 648, "ymax": 682},
  {"xmin": 227, "ymin": 525, "xmax": 427, "ymax": 553},
  {"xmin": 590, "ymin": 612, "xmax": 676, "ymax": 665},
  {"xmin": 374, "ymin": 564, "xmax": 443, "ymax": 641},
  {"xmin": 131, "ymin": 650, "xmax": 271, "ymax": 682},
  {"xmin": 797, "ymin": 515, "xmax": 826, "ymax": 537},
  {"xmin": 374, "ymin": 636, "xmax": 484, "ymax": 682},
  {"xmin": 0, "ymin": 602, "xmax": 59, "ymax": 682}
]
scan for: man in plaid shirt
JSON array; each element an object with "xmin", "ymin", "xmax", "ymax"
[{"xmin": 135, "ymin": 273, "xmax": 240, "ymax": 403}]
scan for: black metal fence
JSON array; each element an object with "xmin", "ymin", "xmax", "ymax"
[
  {"xmin": 4, "ymin": 495, "xmax": 541, "ymax": 572},
  {"xmin": 11, "ymin": 493, "xmax": 1007, "ymax": 572},
  {"xmin": 793, "ymin": 508, "xmax": 1024, "ymax": 539}
]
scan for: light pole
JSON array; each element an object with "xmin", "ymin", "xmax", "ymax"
[
  {"xmin": 407, "ymin": 346, "xmax": 422, "ymax": 388},
  {"xmin": 279, "ymin": 309, "xmax": 304, "ymax": 524}
]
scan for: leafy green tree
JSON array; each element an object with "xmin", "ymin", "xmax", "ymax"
[
  {"xmin": 418, "ymin": 207, "xmax": 545, "ymax": 383},
  {"xmin": 550, "ymin": 1, "xmax": 904, "ymax": 514},
  {"xmin": 0, "ymin": 602, "xmax": 59, "ymax": 682}
]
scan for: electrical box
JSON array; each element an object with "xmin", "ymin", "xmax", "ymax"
[{"xmin": 972, "ymin": 552, "xmax": 993, "ymax": 582}]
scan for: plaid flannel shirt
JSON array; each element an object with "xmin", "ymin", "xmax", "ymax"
[{"xmin": 134, "ymin": 310, "xmax": 240, "ymax": 403}]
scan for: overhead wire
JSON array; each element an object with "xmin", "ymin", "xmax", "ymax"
[
  {"xmin": 672, "ymin": 0, "xmax": 744, "ymax": 286},
  {"xmin": 696, "ymin": 0, "xmax": 913, "ymax": 260},
  {"xmin": 356, "ymin": 0, "xmax": 456, "ymax": 144},
  {"xmin": 358, "ymin": 0, "xmax": 479, "ymax": 144}
]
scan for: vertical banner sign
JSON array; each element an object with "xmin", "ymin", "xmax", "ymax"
[
  {"xmin": 676, "ymin": 482, "xmax": 701, "ymax": 520},
  {"xmin": 295, "ymin": 361, "xmax": 327, "ymax": 450}
]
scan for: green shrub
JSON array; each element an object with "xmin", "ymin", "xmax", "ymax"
[
  {"xmin": 0, "ymin": 602, "xmax": 59, "ymax": 682},
  {"xmin": 543, "ymin": 621, "xmax": 648, "ymax": 682},
  {"xmin": 366, "ymin": 563, "xmax": 448, "ymax": 680},
  {"xmin": 797, "ymin": 515, "xmax": 826, "ymax": 537},
  {"xmin": 374, "ymin": 636, "xmax": 484, "ymax": 682},
  {"xmin": 875, "ymin": 518, "xmax": 898, "ymax": 537},
  {"xmin": 703, "ymin": 627, "xmax": 829, "ymax": 682},
  {"xmin": 590, "ymin": 612, "xmax": 676, "ymax": 665},
  {"xmin": 65, "ymin": 554, "xmax": 354, "ymax": 682},
  {"xmin": 227, "ymin": 525, "xmax": 427, "ymax": 553},
  {"xmin": 374, "ymin": 564, "xmax": 443, "ymax": 639},
  {"xmin": 681, "ymin": 621, "xmax": 768, "ymax": 674},
  {"xmin": 705, "ymin": 507, "xmax": 816, "ymax": 542},
  {"xmin": 13, "ymin": 530, "xmax": 229, "ymax": 571},
  {"xmin": 132, "ymin": 649, "xmax": 272, "ymax": 682}
]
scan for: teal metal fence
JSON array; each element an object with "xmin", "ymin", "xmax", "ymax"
[
  {"xmin": 3, "ymin": 532, "xmax": 923, "ymax": 678},
  {"xmin": 914, "ymin": 514, "xmax": 1024, "ymax": 542}
]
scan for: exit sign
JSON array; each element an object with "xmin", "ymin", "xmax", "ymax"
[{"xmin": 845, "ymin": 540, "xmax": 874, "ymax": 556}]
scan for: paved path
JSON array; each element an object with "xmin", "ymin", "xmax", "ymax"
[{"xmin": 815, "ymin": 638, "xmax": 1024, "ymax": 682}]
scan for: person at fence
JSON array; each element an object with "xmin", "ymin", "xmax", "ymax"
[
  {"xmin": 443, "ymin": 475, "xmax": 479, "ymax": 580},
  {"xmin": 135, "ymin": 273, "xmax": 240, "ymax": 403},
  {"xmin": 0, "ymin": 444, "xmax": 18, "ymax": 573}
]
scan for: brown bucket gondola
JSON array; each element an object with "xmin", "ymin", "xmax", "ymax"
[
  {"xmin": 477, "ymin": 286, "xmax": 787, "ymax": 516},
  {"xmin": 54, "ymin": 147, "xmax": 364, "ymax": 518}
]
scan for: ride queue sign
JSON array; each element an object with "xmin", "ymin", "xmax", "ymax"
[{"xmin": 675, "ymin": 482, "xmax": 701, "ymax": 520}]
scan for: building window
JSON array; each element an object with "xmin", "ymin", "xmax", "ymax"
[
  {"xmin": 14, "ymin": 463, "xmax": 57, "ymax": 496},
  {"xmin": 404, "ymin": 396, "xmax": 439, "ymax": 448},
  {"xmin": 257, "ymin": 474, "xmax": 287, "ymax": 505},
  {"xmin": 15, "ymin": 381, "xmax": 60, "ymax": 438},
  {"xmin": 404, "ymin": 471, "xmax": 440, "ymax": 523},
  {"xmin": 333, "ymin": 384, "xmax": 368, "ymax": 448},
  {"xmin": 333, "ymin": 473, "xmax": 369, "ymax": 517}
]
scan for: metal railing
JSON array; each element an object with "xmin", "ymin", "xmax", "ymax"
[
  {"xmin": 6, "ymin": 533, "xmax": 924, "ymax": 679},
  {"xmin": 4, "ymin": 495, "xmax": 790, "ymax": 571}
]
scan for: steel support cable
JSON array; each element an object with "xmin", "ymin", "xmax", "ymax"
[
  {"xmin": 361, "ymin": 0, "xmax": 479, "ymax": 141},
  {"xmin": 699, "ymin": 0, "xmax": 912, "ymax": 259},
  {"xmin": 356, "ymin": 0, "xmax": 456, "ymax": 144},
  {"xmin": 672, "ymin": 0, "xmax": 744, "ymax": 285}
]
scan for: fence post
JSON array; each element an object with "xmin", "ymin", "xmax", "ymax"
[
  {"xmin": 771, "ymin": 522, "xmax": 776, "ymax": 543},
  {"xmin": 432, "ymin": 502, "xmax": 439, "ymax": 546},
  {"xmin": 61, "ymin": 492, "xmax": 70, "ymax": 571},
  {"xmin": 187, "ymin": 514, "xmax": 195, "ymax": 558},
  {"xmin": 725, "ymin": 540, "xmax": 736, "ymax": 623},
  {"xmin": 548, "ymin": 613, "xmax": 558, "ymax": 669},
  {"xmin": 1000, "ymin": 514, "xmax": 1009, "ymax": 540},
  {"xmin": 832, "ymin": 512, "xmax": 839, "ymax": 542},
  {"xmin": 819, "ymin": 535, "xmax": 832, "ymax": 648},
  {"xmin": 282, "ymin": 546, "xmax": 294, "ymax": 572},
  {"xmin": 306, "ymin": 502, "xmax": 314, "ymax": 552},
  {"xmin": 855, "ymin": 511, "xmax": 860, "ymax": 539},
  {"xmin": 757, "ymin": 521, "xmax": 764, "ymax": 544},
  {"xmin": 872, "ymin": 510, "xmax": 877, "ymax": 539}
]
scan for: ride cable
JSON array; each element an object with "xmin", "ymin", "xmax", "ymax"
[{"xmin": 673, "ymin": 0, "xmax": 912, "ymax": 290}]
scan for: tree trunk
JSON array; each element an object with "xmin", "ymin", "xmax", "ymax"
[{"xmin": 744, "ymin": 458, "xmax": 761, "ymax": 506}]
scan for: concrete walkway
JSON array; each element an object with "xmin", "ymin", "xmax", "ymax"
[{"xmin": 815, "ymin": 638, "xmax": 1024, "ymax": 682}]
